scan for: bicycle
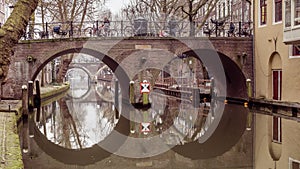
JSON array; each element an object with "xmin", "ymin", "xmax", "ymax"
[
  {"xmin": 22, "ymin": 28, "xmax": 48, "ymax": 40},
  {"xmin": 203, "ymin": 19, "xmax": 225, "ymax": 37},
  {"xmin": 52, "ymin": 25, "xmax": 68, "ymax": 38}
]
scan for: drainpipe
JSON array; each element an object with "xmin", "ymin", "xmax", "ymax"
[{"xmin": 251, "ymin": 0, "xmax": 256, "ymax": 168}]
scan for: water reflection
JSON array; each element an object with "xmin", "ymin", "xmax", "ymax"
[
  {"xmin": 36, "ymin": 81, "xmax": 119, "ymax": 149},
  {"xmin": 19, "ymin": 74, "xmax": 252, "ymax": 167}
]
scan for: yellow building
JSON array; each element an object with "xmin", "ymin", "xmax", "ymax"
[{"xmin": 254, "ymin": 0, "xmax": 300, "ymax": 168}]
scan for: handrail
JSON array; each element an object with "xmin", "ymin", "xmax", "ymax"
[{"xmin": 20, "ymin": 20, "xmax": 253, "ymax": 40}]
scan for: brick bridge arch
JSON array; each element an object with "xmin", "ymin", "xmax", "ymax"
[
  {"xmin": 4, "ymin": 37, "xmax": 253, "ymax": 99},
  {"xmin": 67, "ymin": 65, "xmax": 93, "ymax": 82}
]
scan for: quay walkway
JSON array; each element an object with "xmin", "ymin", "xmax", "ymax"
[
  {"xmin": 0, "ymin": 100, "xmax": 22, "ymax": 169},
  {"xmin": 0, "ymin": 83, "xmax": 69, "ymax": 169}
]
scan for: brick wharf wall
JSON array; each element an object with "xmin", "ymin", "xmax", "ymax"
[{"xmin": 3, "ymin": 37, "xmax": 253, "ymax": 99}]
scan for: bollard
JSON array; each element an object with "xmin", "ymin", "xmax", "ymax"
[
  {"xmin": 28, "ymin": 81, "xmax": 34, "ymax": 112},
  {"xmin": 114, "ymin": 80, "xmax": 119, "ymax": 119},
  {"xmin": 142, "ymin": 93, "xmax": 149, "ymax": 105},
  {"xmin": 28, "ymin": 81, "xmax": 35, "ymax": 138},
  {"xmin": 130, "ymin": 81, "xmax": 135, "ymax": 104},
  {"xmin": 28, "ymin": 113, "xmax": 35, "ymax": 138},
  {"xmin": 35, "ymin": 80, "xmax": 41, "ymax": 122},
  {"xmin": 142, "ymin": 110, "xmax": 150, "ymax": 135},
  {"xmin": 246, "ymin": 79, "xmax": 252, "ymax": 97},
  {"xmin": 22, "ymin": 85, "xmax": 28, "ymax": 116},
  {"xmin": 21, "ymin": 85, "xmax": 30, "ymax": 153},
  {"xmin": 246, "ymin": 79, "xmax": 252, "ymax": 130},
  {"xmin": 141, "ymin": 80, "xmax": 150, "ymax": 106},
  {"xmin": 246, "ymin": 112, "xmax": 252, "ymax": 131},
  {"xmin": 130, "ymin": 110, "xmax": 136, "ymax": 134},
  {"xmin": 22, "ymin": 115, "xmax": 29, "ymax": 153}
]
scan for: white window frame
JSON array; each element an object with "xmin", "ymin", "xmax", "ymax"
[
  {"xmin": 289, "ymin": 45, "xmax": 300, "ymax": 58},
  {"xmin": 284, "ymin": 0, "xmax": 292, "ymax": 28},
  {"xmin": 289, "ymin": 157, "xmax": 300, "ymax": 169},
  {"xmin": 293, "ymin": 0, "xmax": 300, "ymax": 26},
  {"xmin": 259, "ymin": 0, "xmax": 268, "ymax": 27},
  {"xmin": 272, "ymin": 116, "xmax": 282, "ymax": 143},
  {"xmin": 273, "ymin": 0, "xmax": 283, "ymax": 24},
  {"xmin": 272, "ymin": 69, "xmax": 282, "ymax": 100}
]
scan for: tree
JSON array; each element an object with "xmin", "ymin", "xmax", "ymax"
[
  {"xmin": 122, "ymin": 0, "xmax": 218, "ymax": 37},
  {"xmin": 0, "ymin": 0, "xmax": 39, "ymax": 86},
  {"xmin": 122, "ymin": 0, "xmax": 182, "ymax": 34},
  {"xmin": 180, "ymin": 0, "xmax": 218, "ymax": 36},
  {"xmin": 36, "ymin": 0, "xmax": 107, "ymax": 83}
]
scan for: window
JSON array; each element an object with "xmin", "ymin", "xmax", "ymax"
[
  {"xmin": 289, "ymin": 158, "xmax": 300, "ymax": 169},
  {"xmin": 272, "ymin": 70, "xmax": 282, "ymax": 100},
  {"xmin": 275, "ymin": 0, "xmax": 282, "ymax": 22},
  {"xmin": 293, "ymin": 45, "xmax": 300, "ymax": 56},
  {"xmin": 272, "ymin": 116, "xmax": 282, "ymax": 143},
  {"xmin": 295, "ymin": 0, "xmax": 300, "ymax": 25},
  {"xmin": 286, "ymin": 0, "xmax": 292, "ymax": 27},
  {"xmin": 260, "ymin": 0, "xmax": 267, "ymax": 25}
]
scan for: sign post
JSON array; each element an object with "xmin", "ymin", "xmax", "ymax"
[{"xmin": 140, "ymin": 80, "xmax": 150, "ymax": 105}]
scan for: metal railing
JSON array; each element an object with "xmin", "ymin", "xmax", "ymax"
[{"xmin": 20, "ymin": 20, "xmax": 253, "ymax": 40}]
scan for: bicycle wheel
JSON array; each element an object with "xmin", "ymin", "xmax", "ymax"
[
  {"xmin": 83, "ymin": 27, "xmax": 94, "ymax": 37},
  {"xmin": 123, "ymin": 26, "xmax": 134, "ymax": 37}
]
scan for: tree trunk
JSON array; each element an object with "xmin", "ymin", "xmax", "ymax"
[{"xmin": 0, "ymin": 0, "xmax": 39, "ymax": 83}]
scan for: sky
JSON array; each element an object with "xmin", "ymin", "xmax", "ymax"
[{"xmin": 105, "ymin": 0, "xmax": 131, "ymax": 15}]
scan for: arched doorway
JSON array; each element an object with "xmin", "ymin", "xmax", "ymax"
[{"xmin": 268, "ymin": 52, "xmax": 282, "ymax": 100}]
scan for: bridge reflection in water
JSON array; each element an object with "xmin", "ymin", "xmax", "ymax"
[{"xmin": 18, "ymin": 73, "xmax": 255, "ymax": 168}]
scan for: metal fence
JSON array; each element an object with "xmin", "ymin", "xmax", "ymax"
[{"xmin": 20, "ymin": 19, "xmax": 253, "ymax": 40}]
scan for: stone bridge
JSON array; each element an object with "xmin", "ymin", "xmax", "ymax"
[
  {"xmin": 68, "ymin": 62, "xmax": 107, "ymax": 82},
  {"xmin": 3, "ymin": 37, "xmax": 253, "ymax": 100}
]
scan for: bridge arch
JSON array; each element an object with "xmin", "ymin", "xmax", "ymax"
[
  {"xmin": 31, "ymin": 47, "xmax": 130, "ymax": 99},
  {"xmin": 158, "ymin": 48, "xmax": 247, "ymax": 99},
  {"xmin": 67, "ymin": 65, "xmax": 93, "ymax": 82},
  {"xmin": 30, "ymin": 47, "xmax": 131, "ymax": 163},
  {"xmin": 182, "ymin": 49, "xmax": 248, "ymax": 99}
]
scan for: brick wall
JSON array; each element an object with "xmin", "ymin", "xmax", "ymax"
[{"xmin": 3, "ymin": 37, "xmax": 253, "ymax": 99}]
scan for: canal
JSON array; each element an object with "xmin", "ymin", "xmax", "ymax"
[{"xmin": 17, "ymin": 56, "xmax": 300, "ymax": 169}]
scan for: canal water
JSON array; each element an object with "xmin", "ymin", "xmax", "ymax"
[{"xmin": 17, "ymin": 68, "xmax": 299, "ymax": 169}]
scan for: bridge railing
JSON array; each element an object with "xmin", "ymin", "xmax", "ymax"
[{"xmin": 20, "ymin": 20, "xmax": 253, "ymax": 40}]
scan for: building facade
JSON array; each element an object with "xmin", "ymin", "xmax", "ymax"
[
  {"xmin": 254, "ymin": 0, "xmax": 300, "ymax": 167},
  {"xmin": 196, "ymin": 0, "xmax": 251, "ymax": 23}
]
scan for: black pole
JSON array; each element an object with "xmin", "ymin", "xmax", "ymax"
[
  {"xmin": 35, "ymin": 80, "xmax": 41, "ymax": 122},
  {"xmin": 45, "ymin": 22, "xmax": 49, "ymax": 38},
  {"xmin": 239, "ymin": 22, "xmax": 241, "ymax": 37},
  {"xmin": 96, "ymin": 20, "xmax": 99, "ymax": 31},
  {"xmin": 69, "ymin": 21, "xmax": 73, "ymax": 37},
  {"xmin": 215, "ymin": 22, "xmax": 218, "ymax": 37}
]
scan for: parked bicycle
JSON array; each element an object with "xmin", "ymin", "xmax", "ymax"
[
  {"xmin": 22, "ymin": 28, "xmax": 48, "ymax": 40},
  {"xmin": 203, "ymin": 19, "xmax": 225, "ymax": 37},
  {"xmin": 52, "ymin": 25, "xmax": 68, "ymax": 37}
]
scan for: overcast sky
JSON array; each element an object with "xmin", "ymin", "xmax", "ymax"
[{"xmin": 105, "ymin": 0, "xmax": 131, "ymax": 15}]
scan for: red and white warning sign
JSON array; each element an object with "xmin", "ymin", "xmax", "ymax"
[
  {"xmin": 140, "ymin": 122, "xmax": 151, "ymax": 134},
  {"xmin": 140, "ymin": 80, "xmax": 150, "ymax": 93}
]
